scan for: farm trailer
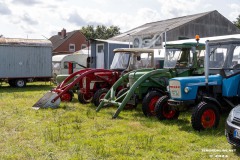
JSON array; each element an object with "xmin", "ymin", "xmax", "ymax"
[
  {"xmin": 0, "ymin": 38, "xmax": 52, "ymax": 87},
  {"xmin": 96, "ymin": 37, "xmax": 205, "ymax": 118},
  {"xmin": 155, "ymin": 38, "xmax": 240, "ymax": 131}
]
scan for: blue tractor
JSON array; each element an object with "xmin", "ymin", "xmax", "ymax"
[{"xmin": 155, "ymin": 38, "xmax": 240, "ymax": 131}]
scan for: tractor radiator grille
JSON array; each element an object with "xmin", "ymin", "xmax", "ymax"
[{"xmin": 232, "ymin": 117, "xmax": 240, "ymax": 126}]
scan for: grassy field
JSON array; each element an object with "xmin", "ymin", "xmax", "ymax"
[{"xmin": 0, "ymin": 82, "xmax": 239, "ymax": 160}]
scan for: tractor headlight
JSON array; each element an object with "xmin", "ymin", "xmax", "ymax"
[
  {"xmin": 167, "ymin": 85, "xmax": 170, "ymax": 92},
  {"xmin": 184, "ymin": 87, "xmax": 191, "ymax": 93}
]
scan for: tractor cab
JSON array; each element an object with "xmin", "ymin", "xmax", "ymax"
[
  {"xmin": 164, "ymin": 42, "xmax": 205, "ymax": 75},
  {"xmin": 110, "ymin": 48, "xmax": 154, "ymax": 72}
]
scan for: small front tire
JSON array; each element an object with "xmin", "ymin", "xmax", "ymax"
[
  {"xmin": 78, "ymin": 93, "xmax": 92, "ymax": 104},
  {"xmin": 155, "ymin": 95, "xmax": 180, "ymax": 120},
  {"xmin": 93, "ymin": 88, "xmax": 109, "ymax": 106}
]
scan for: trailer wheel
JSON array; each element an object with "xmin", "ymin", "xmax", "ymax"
[
  {"xmin": 142, "ymin": 91, "xmax": 162, "ymax": 117},
  {"xmin": 155, "ymin": 95, "xmax": 179, "ymax": 120},
  {"xmin": 15, "ymin": 79, "xmax": 26, "ymax": 88},
  {"xmin": 78, "ymin": 93, "xmax": 92, "ymax": 104},
  {"xmin": 93, "ymin": 88, "xmax": 109, "ymax": 106},
  {"xmin": 191, "ymin": 101, "xmax": 220, "ymax": 131},
  {"xmin": 61, "ymin": 90, "xmax": 74, "ymax": 102}
]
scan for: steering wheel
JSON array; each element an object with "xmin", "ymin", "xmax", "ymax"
[{"xmin": 233, "ymin": 64, "xmax": 240, "ymax": 70}]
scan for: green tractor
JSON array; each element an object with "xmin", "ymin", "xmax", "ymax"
[{"xmin": 96, "ymin": 38, "xmax": 205, "ymax": 118}]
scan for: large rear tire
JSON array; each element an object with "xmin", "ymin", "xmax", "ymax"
[
  {"xmin": 142, "ymin": 91, "xmax": 162, "ymax": 117},
  {"xmin": 191, "ymin": 101, "xmax": 220, "ymax": 131},
  {"xmin": 93, "ymin": 88, "xmax": 109, "ymax": 106},
  {"xmin": 78, "ymin": 93, "xmax": 92, "ymax": 104},
  {"xmin": 155, "ymin": 95, "xmax": 179, "ymax": 120}
]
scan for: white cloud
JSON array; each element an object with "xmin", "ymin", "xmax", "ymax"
[
  {"xmin": 0, "ymin": 2, "xmax": 11, "ymax": 15},
  {"xmin": 229, "ymin": 3, "xmax": 240, "ymax": 22}
]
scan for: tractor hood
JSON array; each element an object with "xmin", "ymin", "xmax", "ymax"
[
  {"xmin": 129, "ymin": 68, "xmax": 169, "ymax": 79},
  {"xmin": 171, "ymin": 74, "xmax": 223, "ymax": 86},
  {"xmin": 169, "ymin": 75, "xmax": 223, "ymax": 100}
]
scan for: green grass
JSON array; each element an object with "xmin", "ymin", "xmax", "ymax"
[{"xmin": 0, "ymin": 82, "xmax": 240, "ymax": 159}]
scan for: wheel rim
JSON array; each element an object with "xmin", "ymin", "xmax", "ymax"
[
  {"xmin": 83, "ymin": 94, "xmax": 92, "ymax": 102},
  {"xmin": 61, "ymin": 93, "xmax": 71, "ymax": 102},
  {"xmin": 162, "ymin": 102, "xmax": 176, "ymax": 119},
  {"xmin": 201, "ymin": 109, "xmax": 216, "ymax": 128},
  {"xmin": 99, "ymin": 93, "xmax": 106, "ymax": 101},
  {"xmin": 148, "ymin": 96, "xmax": 159, "ymax": 116},
  {"xmin": 17, "ymin": 80, "xmax": 24, "ymax": 87}
]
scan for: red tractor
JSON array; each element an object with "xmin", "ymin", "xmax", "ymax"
[{"xmin": 33, "ymin": 48, "xmax": 157, "ymax": 109}]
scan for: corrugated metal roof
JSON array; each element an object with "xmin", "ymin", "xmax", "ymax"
[
  {"xmin": 0, "ymin": 38, "xmax": 52, "ymax": 47},
  {"xmin": 110, "ymin": 10, "xmax": 214, "ymax": 41}
]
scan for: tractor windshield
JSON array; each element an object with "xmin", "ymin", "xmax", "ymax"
[
  {"xmin": 209, "ymin": 44, "xmax": 240, "ymax": 69},
  {"xmin": 128, "ymin": 52, "xmax": 153, "ymax": 70},
  {"xmin": 164, "ymin": 48, "xmax": 194, "ymax": 68},
  {"xmin": 110, "ymin": 52, "xmax": 130, "ymax": 70},
  {"xmin": 209, "ymin": 45, "xmax": 228, "ymax": 68}
]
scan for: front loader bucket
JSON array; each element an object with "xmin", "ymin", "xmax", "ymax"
[{"xmin": 32, "ymin": 92, "xmax": 61, "ymax": 110}]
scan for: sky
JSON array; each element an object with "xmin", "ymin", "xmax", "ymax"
[{"xmin": 0, "ymin": 0, "xmax": 240, "ymax": 39}]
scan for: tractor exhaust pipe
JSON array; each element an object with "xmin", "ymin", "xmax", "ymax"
[{"xmin": 205, "ymin": 40, "xmax": 210, "ymax": 93}]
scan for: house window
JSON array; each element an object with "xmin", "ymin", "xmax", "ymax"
[
  {"xmin": 81, "ymin": 44, "xmax": 87, "ymax": 49},
  {"xmin": 69, "ymin": 43, "xmax": 75, "ymax": 52}
]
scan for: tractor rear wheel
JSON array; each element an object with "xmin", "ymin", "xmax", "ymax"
[
  {"xmin": 93, "ymin": 88, "xmax": 109, "ymax": 106},
  {"xmin": 191, "ymin": 101, "xmax": 220, "ymax": 131},
  {"xmin": 142, "ymin": 91, "xmax": 162, "ymax": 117},
  {"xmin": 78, "ymin": 92, "xmax": 92, "ymax": 104},
  {"xmin": 61, "ymin": 90, "xmax": 74, "ymax": 102},
  {"xmin": 155, "ymin": 95, "xmax": 179, "ymax": 120}
]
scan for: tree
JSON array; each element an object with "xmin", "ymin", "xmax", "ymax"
[
  {"xmin": 233, "ymin": 14, "xmax": 240, "ymax": 29},
  {"xmin": 0, "ymin": 35, "xmax": 3, "ymax": 38},
  {"xmin": 81, "ymin": 25, "xmax": 120, "ymax": 40}
]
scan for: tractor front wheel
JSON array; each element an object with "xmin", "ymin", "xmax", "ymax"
[
  {"xmin": 93, "ymin": 88, "xmax": 109, "ymax": 106},
  {"xmin": 142, "ymin": 91, "xmax": 162, "ymax": 117},
  {"xmin": 78, "ymin": 92, "xmax": 93, "ymax": 104},
  {"xmin": 191, "ymin": 101, "xmax": 220, "ymax": 131},
  {"xmin": 61, "ymin": 90, "xmax": 74, "ymax": 102},
  {"xmin": 155, "ymin": 95, "xmax": 179, "ymax": 120}
]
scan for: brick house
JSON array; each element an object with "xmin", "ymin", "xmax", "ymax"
[{"xmin": 49, "ymin": 28, "xmax": 89, "ymax": 55}]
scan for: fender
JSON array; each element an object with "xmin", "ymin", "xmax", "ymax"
[{"xmin": 202, "ymin": 96, "xmax": 222, "ymax": 112}]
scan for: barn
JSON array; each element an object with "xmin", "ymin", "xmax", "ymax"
[{"xmin": 110, "ymin": 10, "xmax": 240, "ymax": 48}]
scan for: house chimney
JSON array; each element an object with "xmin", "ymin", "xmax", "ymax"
[{"xmin": 61, "ymin": 28, "xmax": 66, "ymax": 38}]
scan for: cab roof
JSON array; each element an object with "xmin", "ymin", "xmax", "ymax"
[{"xmin": 113, "ymin": 48, "xmax": 154, "ymax": 53}]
